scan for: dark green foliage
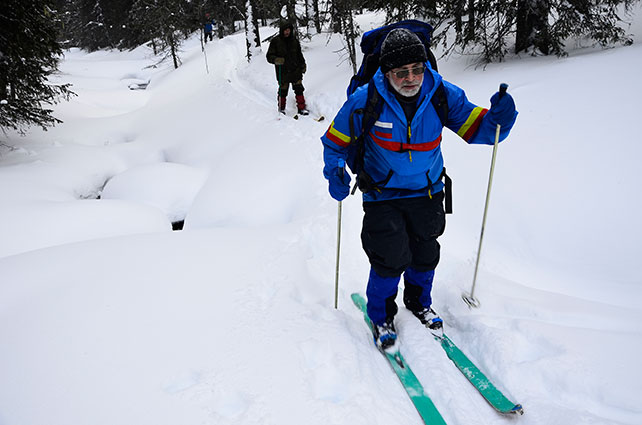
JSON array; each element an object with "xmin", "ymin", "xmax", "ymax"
[
  {"xmin": 366, "ymin": 0, "xmax": 440, "ymax": 24},
  {"xmin": 547, "ymin": 0, "xmax": 635, "ymax": 51},
  {"xmin": 333, "ymin": 0, "xmax": 638, "ymax": 63},
  {"xmin": 54, "ymin": 0, "xmax": 136, "ymax": 50},
  {"xmin": 0, "ymin": 0, "xmax": 74, "ymax": 133},
  {"xmin": 127, "ymin": 0, "xmax": 198, "ymax": 68},
  {"xmin": 331, "ymin": 0, "xmax": 360, "ymax": 73},
  {"xmin": 50, "ymin": 0, "xmax": 318, "ymax": 55}
]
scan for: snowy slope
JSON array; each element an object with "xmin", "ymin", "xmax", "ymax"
[{"xmin": 1, "ymin": 11, "xmax": 642, "ymax": 425}]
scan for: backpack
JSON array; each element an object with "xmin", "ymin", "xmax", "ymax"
[
  {"xmin": 345, "ymin": 20, "xmax": 452, "ymax": 212},
  {"xmin": 346, "ymin": 19, "xmax": 439, "ymax": 97}
]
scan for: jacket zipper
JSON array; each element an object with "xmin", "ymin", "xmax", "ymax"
[{"xmin": 407, "ymin": 124, "xmax": 412, "ymax": 162}]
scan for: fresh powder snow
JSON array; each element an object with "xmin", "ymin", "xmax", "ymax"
[{"xmin": 1, "ymin": 10, "xmax": 641, "ymax": 425}]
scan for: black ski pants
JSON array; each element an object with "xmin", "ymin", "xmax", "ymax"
[
  {"xmin": 279, "ymin": 80, "xmax": 304, "ymax": 98},
  {"xmin": 361, "ymin": 192, "xmax": 446, "ymax": 278}
]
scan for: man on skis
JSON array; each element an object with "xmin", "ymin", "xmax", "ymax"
[
  {"xmin": 203, "ymin": 14, "xmax": 215, "ymax": 43},
  {"xmin": 266, "ymin": 21, "xmax": 309, "ymax": 115},
  {"xmin": 321, "ymin": 28, "xmax": 517, "ymax": 349}
]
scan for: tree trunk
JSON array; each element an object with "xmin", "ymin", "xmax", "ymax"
[
  {"xmin": 331, "ymin": 1, "xmax": 342, "ymax": 33},
  {"xmin": 342, "ymin": 10, "xmax": 357, "ymax": 74},
  {"xmin": 466, "ymin": 0, "xmax": 475, "ymax": 42},
  {"xmin": 516, "ymin": 0, "xmax": 550, "ymax": 54},
  {"xmin": 244, "ymin": 0, "xmax": 261, "ymax": 61},
  {"xmin": 169, "ymin": 34, "xmax": 179, "ymax": 69},
  {"xmin": 313, "ymin": 0, "xmax": 322, "ymax": 33},
  {"xmin": 333, "ymin": 0, "xmax": 357, "ymax": 73},
  {"xmin": 286, "ymin": 0, "xmax": 296, "ymax": 26},
  {"xmin": 251, "ymin": 0, "xmax": 261, "ymax": 48},
  {"xmin": 303, "ymin": 0, "xmax": 311, "ymax": 36},
  {"xmin": 454, "ymin": 3, "xmax": 463, "ymax": 37}
]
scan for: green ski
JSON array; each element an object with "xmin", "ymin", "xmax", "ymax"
[
  {"xmin": 351, "ymin": 293, "xmax": 447, "ymax": 425},
  {"xmin": 433, "ymin": 332, "xmax": 524, "ymax": 415}
]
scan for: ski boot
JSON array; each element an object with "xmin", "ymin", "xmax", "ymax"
[
  {"xmin": 295, "ymin": 94, "xmax": 309, "ymax": 115},
  {"xmin": 410, "ymin": 307, "xmax": 443, "ymax": 335},
  {"xmin": 372, "ymin": 319, "xmax": 398, "ymax": 350}
]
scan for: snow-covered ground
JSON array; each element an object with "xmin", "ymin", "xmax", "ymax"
[{"xmin": 2, "ymin": 11, "xmax": 642, "ymax": 425}]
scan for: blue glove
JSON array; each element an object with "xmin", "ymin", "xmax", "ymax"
[
  {"xmin": 487, "ymin": 91, "xmax": 516, "ymax": 127},
  {"xmin": 328, "ymin": 167, "xmax": 351, "ymax": 201}
]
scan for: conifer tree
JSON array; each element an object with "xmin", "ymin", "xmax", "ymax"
[
  {"xmin": 128, "ymin": 0, "xmax": 195, "ymax": 68},
  {"xmin": 0, "ymin": 0, "xmax": 74, "ymax": 134},
  {"xmin": 432, "ymin": 0, "xmax": 637, "ymax": 62},
  {"xmin": 245, "ymin": 0, "xmax": 261, "ymax": 61}
]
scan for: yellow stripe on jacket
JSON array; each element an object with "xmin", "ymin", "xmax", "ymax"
[
  {"xmin": 456, "ymin": 107, "xmax": 488, "ymax": 141},
  {"xmin": 325, "ymin": 121, "xmax": 351, "ymax": 147}
]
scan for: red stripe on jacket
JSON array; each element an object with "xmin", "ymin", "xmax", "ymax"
[
  {"xmin": 374, "ymin": 129, "xmax": 393, "ymax": 139},
  {"xmin": 325, "ymin": 129, "xmax": 350, "ymax": 148},
  {"xmin": 369, "ymin": 132, "xmax": 442, "ymax": 152},
  {"xmin": 462, "ymin": 109, "xmax": 489, "ymax": 141}
]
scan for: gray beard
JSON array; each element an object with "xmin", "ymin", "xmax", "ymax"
[{"xmin": 389, "ymin": 77, "xmax": 422, "ymax": 97}]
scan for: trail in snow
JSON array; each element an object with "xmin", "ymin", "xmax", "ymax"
[{"xmin": 1, "ymin": 13, "xmax": 642, "ymax": 425}]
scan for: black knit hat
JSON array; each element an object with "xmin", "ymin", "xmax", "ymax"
[
  {"xmin": 380, "ymin": 28, "xmax": 428, "ymax": 73},
  {"xmin": 279, "ymin": 21, "xmax": 294, "ymax": 36}
]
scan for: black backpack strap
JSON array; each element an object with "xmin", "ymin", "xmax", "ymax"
[
  {"xmin": 425, "ymin": 167, "xmax": 452, "ymax": 214},
  {"xmin": 430, "ymin": 83, "xmax": 451, "ymax": 213},
  {"xmin": 442, "ymin": 168, "xmax": 452, "ymax": 214},
  {"xmin": 426, "ymin": 48, "xmax": 438, "ymax": 72},
  {"xmin": 361, "ymin": 81, "xmax": 384, "ymax": 140},
  {"xmin": 430, "ymin": 81, "xmax": 449, "ymax": 127},
  {"xmin": 349, "ymin": 81, "xmax": 384, "ymax": 194}
]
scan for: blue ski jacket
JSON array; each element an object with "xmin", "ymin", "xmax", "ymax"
[{"xmin": 321, "ymin": 66, "xmax": 517, "ymax": 202}]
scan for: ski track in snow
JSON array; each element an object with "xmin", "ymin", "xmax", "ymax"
[{"xmin": 2, "ymin": 11, "xmax": 642, "ymax": 425}]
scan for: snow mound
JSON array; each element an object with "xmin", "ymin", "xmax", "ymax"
[{"xmin": 102, "ymin": 162, "xmax": 209, "ymax": 223}]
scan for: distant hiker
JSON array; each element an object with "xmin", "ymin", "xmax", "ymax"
[
  {"xmin": 266, "ymin": 21, "xmax": 309, "ymax": 115},
  {"xmin": 204, "ymin": 14, "xmax": 215, "ymax": 43},
  {"xmin": 321, "ymin": 27, "xmax": 517, "ymax": 350}
]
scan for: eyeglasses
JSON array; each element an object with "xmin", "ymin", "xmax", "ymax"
[{"xmin": 391, "ymin": 65, "xmax": 425, "ymax": 79}]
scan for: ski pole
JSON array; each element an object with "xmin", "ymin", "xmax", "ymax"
[
  {"xmin": 277, "ymin": 64, "xmax": 282, "ymax": 115},
  {"xmin": 462, "ymin": 83, "xmax": 508, "ymax": 309},
  {"xmin": 202, "ymin": 42, "xmax": 210, "ymax": 75},
  {"xmin": 334, "ymin": 159, "xmax": 345, "ymax": 309},
  {"xmin": 199, "ymin": 27, "xmax": 209, "ymax": 74}
]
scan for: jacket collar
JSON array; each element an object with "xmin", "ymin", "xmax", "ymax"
[{"xmin": 373, "ymin": 64, "xmax": 443, "ymax": 123}]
